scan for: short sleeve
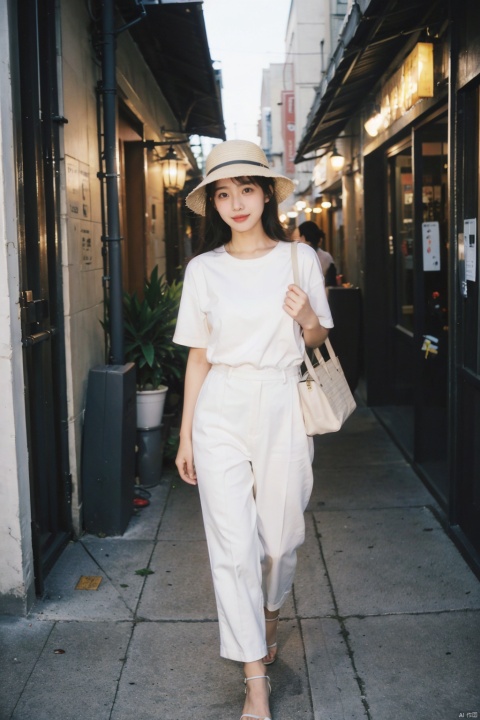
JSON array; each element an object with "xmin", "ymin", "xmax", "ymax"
[
  {"xmin": 173, "ymin": 260, "xmax": 210, "ymax": 348},
  {"xmin": 299, "ymin": 243, "xmax": 334, "ymax": 329}
]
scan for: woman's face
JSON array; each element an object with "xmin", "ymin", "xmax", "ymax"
[{"xmin": 212, "ymin": 177, "xmax": 268, "ymax": 233}]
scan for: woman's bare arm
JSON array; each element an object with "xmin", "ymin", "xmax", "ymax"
[{"xmin": 175, "ymin": 347, "xmax": 211, "ymax": 485}]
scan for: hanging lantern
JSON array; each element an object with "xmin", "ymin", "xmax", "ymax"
[
  {"xmin": 160, "ymin": 146, "xmax": 186, "ymax": 194},
  {"xmin": 330, "ymin": 144, "xmax": 345, "ymax": 172}
]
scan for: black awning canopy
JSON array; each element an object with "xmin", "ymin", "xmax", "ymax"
[
  {"xmin": 295, "ymin": 0, "xmax": 446, "ymax": 161},
  {"xmin": 116, "ymin": 1, "xmax": 225, "ymax": 140}
]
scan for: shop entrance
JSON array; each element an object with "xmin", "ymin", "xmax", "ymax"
[{"xmin": 384, "ymin": 113, "xmax": 449, "ymax": 504}]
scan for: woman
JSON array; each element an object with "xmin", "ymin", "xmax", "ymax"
[
  {"xmin": 292, "ymin": 220, "xmax": 337, "ymax": 286},
  {"xmin": 174, "ymin": 140, "xmax": 333, "ymax": 720}
]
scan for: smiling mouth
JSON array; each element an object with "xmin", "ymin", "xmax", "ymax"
[{"xmin": 232, "ymin": 215, "xmax": 249, "ymax": 222}]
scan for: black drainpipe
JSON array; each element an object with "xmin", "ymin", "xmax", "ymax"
[
  {"xmin": 99, "ymin": 0, "xmax": 146, "ymax": 364},
  {"xmin": 100, "ymin": 0, "xmax": 124, "ymax": 364}
]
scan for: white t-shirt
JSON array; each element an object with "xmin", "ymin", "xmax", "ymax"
[
  {"xmin": 173, "ymin": 240, "xmax": 334, "ymax": 369},
  {"xmin": 317, "ymin": 247, "xmax": 335, "ymax": 276}
]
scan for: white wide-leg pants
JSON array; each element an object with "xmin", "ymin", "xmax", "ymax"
[{"xmin": 192, "ymin": 363, "xmax": 314, "ymax": 662}]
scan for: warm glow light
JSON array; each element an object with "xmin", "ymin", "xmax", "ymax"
[
  {"xmin": 295, "ymin": 200, "xmax": 307, "ymax": 211},
  {"xmin": 287, "ymin": 210, "xmax": 298, "ymax": 218},
  {"xmin": 320, "ymin": 197, "xmax": 332, "ymax": 209},
  {"xmin": 305, "ymin": 207, "xmax": 312, "ymax": 213},
  {"xmin": 364, "ymin": 110, "xmax": 385, "ymax": 138},
  {"xmin": 312, "ymin": 207, "xmax": 322, "ymax": 214},
  {"xmin": 370, "ymin": 43, "xmax": 434, "ymax": 135},
  {"xmin": 160, "ymin": 146, "xmax": 187, "ymax": 193},
  {"xmin": 330, "ymin": 145, "xmax": 345, "ymax": 171},
  {"xmin": 279, "ymin": 213, "xmax": 287, "ymax": 223}
]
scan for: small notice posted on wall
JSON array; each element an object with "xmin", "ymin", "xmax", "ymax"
[
  {"xmin": 422, "ymin": 222, "xmax": 441, "ymax": 271},
  {"xmin": 464, "ymin": 218, "xmax": 477, "ymax": 282}
]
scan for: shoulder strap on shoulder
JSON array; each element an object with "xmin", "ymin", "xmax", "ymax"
[{"xmin": 291, "ymin": 241, "xmax": 300, "ymax": 287}]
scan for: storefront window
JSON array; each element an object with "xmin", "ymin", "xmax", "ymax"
[{"xmin": 389, "ymin": 146, "xmax": 414, "ymax": 331}]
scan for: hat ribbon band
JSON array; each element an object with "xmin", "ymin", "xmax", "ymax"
[{"xmin": 206, "ymin": 159, "xmax": 269, "ymax": 176}]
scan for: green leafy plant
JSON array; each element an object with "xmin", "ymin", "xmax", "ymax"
[{"xmin": 123, "ymin": 266, "xmax": 187, "ymax": 392}]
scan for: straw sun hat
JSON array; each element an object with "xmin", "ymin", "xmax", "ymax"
[{"xmin": 185, "ymin": 139, "xmax": 295, "ymax": 216}]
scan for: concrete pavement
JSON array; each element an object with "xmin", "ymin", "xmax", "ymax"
[{"xmin": 1, "ymin": 405, "xmax": 480, "ymax": 720}]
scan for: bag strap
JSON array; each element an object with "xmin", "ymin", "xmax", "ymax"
[
  {"xmin": 290, "ymin": 242, "xmax": 340, "ymax": 378},
  {"xmin": 291, "ymin": 239, "xmax": 300, "ymax": 286}
]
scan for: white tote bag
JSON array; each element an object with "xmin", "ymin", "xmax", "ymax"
[{"xmin": 291, "ymin": 242, "xmax": 356, "ymax": 435}]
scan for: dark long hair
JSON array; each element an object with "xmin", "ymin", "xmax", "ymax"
[
  {"xmin": 297, "ymin": 220, "xmax": 325, "ymax": 251},
  {"xmin": 199, "ymin": 176, "xmax": 289, "ymax": 253}
]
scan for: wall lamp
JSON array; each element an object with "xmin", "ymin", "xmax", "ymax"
[
  {"xmin": 143, "ymin": 134, "xmax": 188, "ymax": 194},
  {"xmin": 158, "ymin": 145, "xmax": 187, "ymax": 194},
  {"xmin": 330, "ymin": 144, "xmax": 345, "ymax": 171}
]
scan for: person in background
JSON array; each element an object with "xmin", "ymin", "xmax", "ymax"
[{"xmin": 292, "ymin": 220, "xmax": 337, "ymax": 287}]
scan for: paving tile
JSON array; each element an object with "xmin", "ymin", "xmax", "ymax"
[
  {"xmin": 313, "ymin": 408, "xmax": 405, "ymax": 469},
  {"xmin": 81, "ymin": 537, "xmax": 156, "ymax": 613},
  {"xmin": 123, "ymin": 482, "xmax": 171, "ymax": 540},
  {"xmin": 112, "ymin": 620, "xmax": 313, "ymax": 720},
  {"xmin": 29, "ymin": 541, "xmax": 138, "ymax": 621},
  {"xmin": 307, "ymin": 461, "xmax": 436, "ymax": 512},
  {"xmin": 346, "ymin": 612, "xmax": 480, "ymax": 720},
  {"xmin": 11, "ymin": 620, "xmax": 131, "ymax": 720},
  {"xmin": 302, "ymin": 617, "xmax": 368, "ymax": 720},
  {"xmin": 314, "ymin": 507, "xmax": 480, "ymax": 616},
  {"xmin": 0, "ymin": 617, "xmax": 54, "ymax": 719},
  {"xmin": 137, "ymin": 539, "xmax": 217, "ymax": 620},
  {"xmin": 157, "ymin": 479, "xmax": 206, "ymax": 541},
  {"xmin": 293, "ymin": 513, "xmax": 335, "ymax": 618}
]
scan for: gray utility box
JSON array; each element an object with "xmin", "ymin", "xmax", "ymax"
[{"xmin": 82, "ymin": 363, "xmax": 136, "ymax": 535}]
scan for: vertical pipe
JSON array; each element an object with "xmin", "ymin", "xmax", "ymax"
[{"xmin": 102, "ymin": 0, "xmax": 124, "ymax": 363}]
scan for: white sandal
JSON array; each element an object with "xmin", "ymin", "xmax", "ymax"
[
  {"xmin": 263, "ymin": 615, "xmax": 279, "ymax": 666},
  {"xmin": 240, "ymin": 675, "xmax": 272, "ymax": 720}
]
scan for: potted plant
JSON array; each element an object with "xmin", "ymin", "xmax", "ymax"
[{"xmin": 123, "ymin": 266, "xmax": 186, "ymax": 429}]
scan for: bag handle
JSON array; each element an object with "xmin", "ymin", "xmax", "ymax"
[{"xmin": 290, "ymin": 242, "xmax": 340, "ymax": 379}]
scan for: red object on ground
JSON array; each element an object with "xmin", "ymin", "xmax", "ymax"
[{"xmin": 133, "ymin": 497, "xmax": 150, "ymax": 508}]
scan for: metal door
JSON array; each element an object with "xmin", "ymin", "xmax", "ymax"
[
  {"xmin": 385, "ymin": 114, "xmax": 449, "ymax": 504},
  {"xmin": 13, "ymin": 0, "xmax": 71, "ymax": 593}
]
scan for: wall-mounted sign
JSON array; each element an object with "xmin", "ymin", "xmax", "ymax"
[
  {"xmin": 66, "ymin": 157, "xmax": 91, "ymax": 219},
  {"xmin": 374, "ymin": 43, "xmax": 434, "ymax": 134},
  {"xmin": 422, "ymin": 221, "xmax": 441, "ymax": 271},
  {"xmin": 464, "ymin": 218, "xmax": 477, "ymax": 282},
  {"xmin": 281, "ymin": 91, "xmax": 295, "ymax": 175}
]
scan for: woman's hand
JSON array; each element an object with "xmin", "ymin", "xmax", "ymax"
[
  {"xmin": 284, "ymin": 284, "xmax": 329, "ymax": 348},
  {"xmin": 283, "ymin": 284, "xmax": 317, "ymax": 329},
  {"xmin": 175, "ymin": 436, "xmax": 197, "ymax": 485}
]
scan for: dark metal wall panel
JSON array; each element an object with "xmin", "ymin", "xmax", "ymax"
[{"xmin": 455, "ymin": 0, "xmax": 480, "ymax": 90}]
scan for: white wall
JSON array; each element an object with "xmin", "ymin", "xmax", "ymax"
[
  {"xmin": 60, "ymin": 0, "xmax": 108, "ymax": 534},
  {"xmin": 0, "ymin": 0, "xmax": 35, "ymax": 613},
  {"xmin": 59, "ymin": 0, "xmax": 191, "ymax": 533}
]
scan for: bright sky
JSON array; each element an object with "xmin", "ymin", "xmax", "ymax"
[{"xmin": 202, "ymin": 0, "xmax": 292, "ymax": 143}]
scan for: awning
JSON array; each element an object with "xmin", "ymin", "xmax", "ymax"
[
  {"xmin": 116, "ymin": 1, "xmax": 225, "ymax": 140},
  {"xmin": 295, "ymin": 0, "xmax": 446, "ymax": 161}
]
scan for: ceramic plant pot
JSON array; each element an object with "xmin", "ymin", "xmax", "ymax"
[{"xmin": 136, "ymin": 386, "xmax": 168, "ymax": 429}]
